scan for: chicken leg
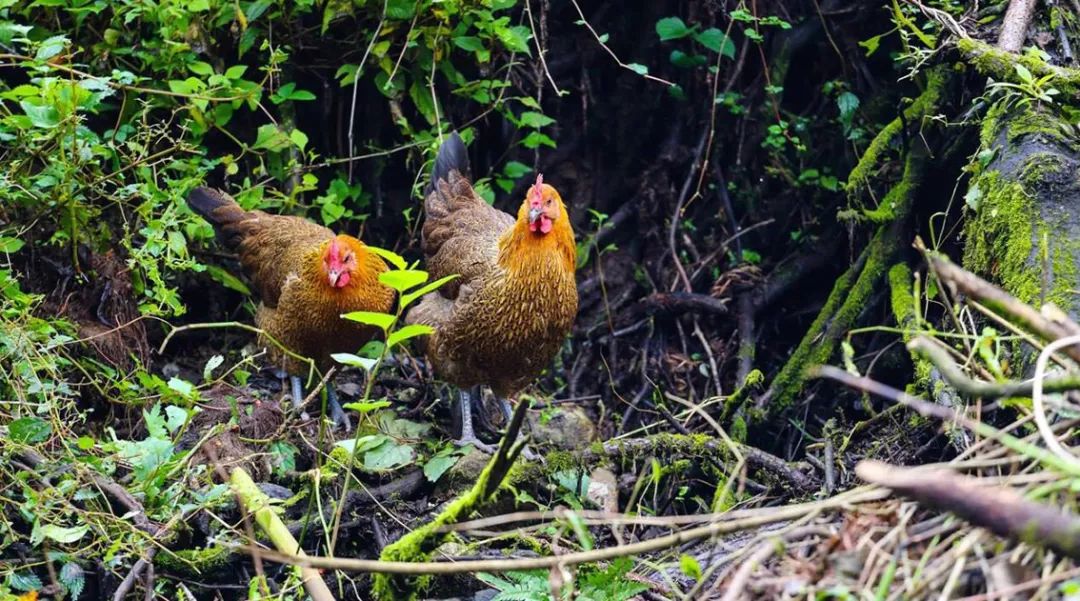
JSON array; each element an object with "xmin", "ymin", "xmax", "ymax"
[
  {"xmin": 455, "ymin": 386, "xmax": 498, "ymax": 454},
  {"xmin": 289, "ymin": 375, "xmax": 352, "ymax": 431}
]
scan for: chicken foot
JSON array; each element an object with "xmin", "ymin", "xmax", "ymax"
[
  {"xmin": 287, "ymin": 374, "xmax": 352, "ymax": 431},
  {"xmin": 455, "ymin": 386, "xmax": 499, "ymax": 454}
]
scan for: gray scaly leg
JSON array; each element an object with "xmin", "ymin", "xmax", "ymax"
[
  {"xmin": 290, "ymin": 375, "xmax": 305, "ymax": 409},
  {"xmin": 326, "ymin": 382, "xmax": 352, "ymax": 431},
  {"xmin": 454, "ymin": 387, "xmax": 497, "ymax": 454}
]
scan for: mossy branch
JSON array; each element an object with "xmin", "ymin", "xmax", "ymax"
[
  {"xmin": 230, "ymin": 467, "xmax": 336, "ymax": 601},
  {"xmin": 957, "ymin": 38, "xmax": 1080, "ymax": 97}
]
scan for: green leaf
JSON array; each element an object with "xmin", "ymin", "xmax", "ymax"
[
  {"xmin": 1014, "ymin": 63, "xmax": 1034, "ymax": 84},
  {"xmin": 364, "ymin": 440, "xmax": 414, "ymax": 471},
  {"xmin": 269, "ymin": 441, "xmax": 298, "ymax": 476},
  {"xmin": 409, "ymin": 80, "xmax": 438, "ymax": 125},
  {"xmin": 694, "ymin": 27, "xmax": 735, "ymax": 58},
  {"xmin": 680, "ymin": 553, "xmax": 702, "ymax": 580},
  {"xmin": 626, "ymin": 63, "xmax": 649, "ymax": 76},
  {"xmin": 366, "ymin": 245, "xmax": 407, "ymax": 270},
  {"xmin": 343, "ymin": 399, "xmax": 391, "ymax": 413},
  {"xmin": 252, "ymin": 124, "xmax": 292, "ymax": 152},
  {"xmin": 518, "ymin": 111, "xmax": 555, "ymax": 128},
  {"xmin": 188, "ymin": 60, "xmax": 214, "ymax": 76},
  {"xmin": 7, "ymin": 571, "xmax": 42, "ymax": 592},
  {"xmin": 400, "ymin": 273, "xmax": 459, "ymax": 308},
  {"xmin": 521, "ymin": 131, "xmax": 556, "ymax": 149},
  {"xmin": 655, "ymin": 16, "xmax": 692, "ymax": 41},
  {"xmin": 859, "ymin": 34, "xmax": 883, "ymax": 56},
  {"xmin": 503, "ymin": 161, "xmax": 532, "ymax": 178},
  {"xmin": 164, "ymin": 406, "xmax": 188, "ymax": 434},
  {"xmin": 669, "ymin": 50, "xmax": 706, "ymax": 68},
  {"xmin": 35, "ymin": 35, "xmax": 68, "ymax": 61},
  {"xmin": 289, "ymin": 129, "xmax": 308, "ymax": 151},
  {"xmin": 837, "ymin": 91, "xmax": 860, "ymax": 119},
  {"xmin": 59, "ymin": 562, "xmax": 85, "ymax": 600},
  {"xmin": 10, "ymin": 417, "xmax": 51, "ymax": 444},
  {"xmin": 0, "ymin": 237, "xmax": 25, "ymax": 253},
  {"xmin": 225, "ymin": 64, "xmax": 248, "ymax": 79},
  {"xmin": 203, "ymin": 355, "xmax": 224, "ymax": 381},
  {"xmin": 386, "ymin": 324, "xmax": 433, "ymax": 348},
  {"xmin": 332, "ymin": 352, "xmax": 378, "ymax": 371},
  {"xmin": 20, "ymin": 100, "xmax": 59, "ymax": 128},
  {"xmin": 334, "ymin": 434, "xmax": 388, "ymax": 454},
  {"xmin": 423, "ymin": 455, "xmax": 458, "ymax": 482},
  {"xmin": 454, "ymin": 36, "xmax": 484, "ymax": 52},
  {"xmin": 497, "ymin": 25, "xmax": 532, "ymax": 54},
  {"xmin": 167, "ymin": 377, "xmax": 196, "ymax": 399},
  {"xmin": 385, "ymin": 0, "xmax": 415, "ymax": 19},
  {"xmin": 37, "ymin": 523, "xmax": 89, "ymax": 544},
  {"xmin": 340, "ymin": 310, "xmax": 395, "ymax": 331},
  {"xmin": 379, "ymin": 269, "xmax": 428, "ymax": 292}
]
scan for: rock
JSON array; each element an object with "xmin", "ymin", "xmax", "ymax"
[
  {"xmin": 527, "ymin": 405, "xmax": 596, "ymax": 450},
  {"xmin": 586, "ymin": 467, "xmax": 618, "ymax": 512}
]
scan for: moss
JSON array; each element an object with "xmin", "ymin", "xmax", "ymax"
[
  {"xmin": 373, "ymin": 448, "xmax": 504, "ymax": 600},
  {"xmin": 888, "ymin": 263, "xmax": 915, "ymax": 328},
  {"xmin": 961, "ymin": 169, "xmax": 1077, "ymax": 309},
  {"xmin": 1006, "ymin": 107, "xmax": 1073, "ymax": 146},
  {"xmin": 719, "ymin": 368, "xmax": 764, "ymax": 430},
  {"xmin": 1018, "ymin": 151, "xmax": 1069, "ymax": 187},
  {"xmin": 155, "ymin": 544, "xmax": 232, "ymax": 575},
  {"xmin": 957, "ymin": 38, "xmax": 1080, "ymax": 97}
]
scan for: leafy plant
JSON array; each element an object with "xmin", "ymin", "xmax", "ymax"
[{"xmin": 476, "ymin": 558, "xmax": 647, "ymax": 601}]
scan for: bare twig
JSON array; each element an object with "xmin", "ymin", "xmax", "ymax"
[{"xmin": 997, "ymin": 0, "xmax": 1038, "ymax": 53}]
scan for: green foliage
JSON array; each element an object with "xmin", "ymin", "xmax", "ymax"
[{"xmin": 476, "ymin": 559, "xmax": 648, "ymax": 601}]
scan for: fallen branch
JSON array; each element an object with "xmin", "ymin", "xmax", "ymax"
[
  {"xmin": 996, "ymin": 0, "xmax": 1037, "ymax": 53},
  {"xmin": 230, "ymin": 467, "xmax": 335, "ymax": 601},
  {"xmin": 857, "ymin": 459, "xmax": 1080, "ymax": 560},
  {"xmin": 908, "ymin": 336, "xmax": 1080, "ymax": 398},
  {"xmin": 641, "ymin": 292, "xmax": 730, "ymax": 317}
]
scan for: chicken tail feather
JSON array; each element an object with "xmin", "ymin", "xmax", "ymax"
[
  {"xmin": 427, "ymin": 131, "xmax": 470, "ymax": 194},
  {"xmin": 186, "ymin": 186, "xmax": 249, "ymax": 249}
]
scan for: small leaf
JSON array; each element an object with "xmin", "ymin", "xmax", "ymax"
[
  {"xmin": 167, "ymin": 377, "xmax": 197, "ymax": 399},
  {"xmin": 364, "ymin": 440, "xmax": 415, "ymax": 471},
  {"xmin": 252, "ymin": 124, "xmax": 291, "ymax": 152},
  {"xmin": 454, "ymin": 36, "xmax": 484, "ymax": 52},
  {"xmin": 35, "ymin": 35, "xmax": 68, "ymax": 61},
  {"xmin": 20, "ymin": 101, "xmax": 59, "ymax": 128},
  {"xmin": 203, "ymin": 355, "xmax": 224, "ymax": 381},
  {"xmin": 204, "ymin": 264, "xmax": 251, "ymax": 295},
  {"xmin": 10, "ymin": 417, "xmax": 51, "ymax": 444},
  {"xmin": 366, "ymin": 245, "xmax": 407, "ymax": 270},
  {"xmin": 400, "ymin": 274, "xmax": 459, "ymax": 308},
  {"xmin": 502, "ymin": 161, "xmax": 532, "ymax": 178},
  {"xmin": 378, "ymin": 269, "xmax": 428, "ymax": 292},
  {"xmin": 655, "ymin": 16, "xmax": 692, "ymax": 41},
  {"xmin": 188, "ymin": 61, "xmax": 214, "ymax": 76},
  {"xmin": 386, "ymin": 324, "xmax": 434, "ymax": 348},
  {"xmin": 1014, "ymin": 63, "xmax": 1033, "ymax": 84},
  {"xmin": 332, "ymin": 352, "xmax": 378, "ymax": 371},
  {"xmin": 626, "ymin": 63, "xmax": 649, "ymax": 75},
  {"xmin": 680, "ymin": 553, "xmax": 703, "ymax": 580},
  {"xmin": 0, "ymin": 237, "xmax": 26, "ymax": 253},
  {"xmin": 423, "ymin": 455, "xmax": 459, "ymax": 482},
  {"xmin": 164, "ymin": 406, "xmax": 188, "ymax": 434},
  {"xmin": 343, "ymin": 399, "xmax": 391, "ymax": 413},
  {"xmin": 341, "ymin": 311, "xmax": 395, "ymax": 331},
  {"xmin": 518, "ymin": 111, "xmax": 555, "ymax": 128}
]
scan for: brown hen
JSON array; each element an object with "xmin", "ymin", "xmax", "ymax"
[
  {"xmin": 406, "ymin": 133, "xmax": 578, "ymax": 451},
  {"xmin": 187, "ymin": 187, "xmax": 394, "ymax": 429}
]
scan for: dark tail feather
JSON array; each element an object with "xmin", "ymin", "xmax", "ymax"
[
  {"xmin": 186, "ymin": 187, "xmax": 248, "ymax": 248},
  {"xmin": 427, "ymin": 132, "xmax": 470, "ymax": 195}
]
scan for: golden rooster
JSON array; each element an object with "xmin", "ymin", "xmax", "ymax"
[
  {"xmin": 187, "ymin": 187, "xmax": 394, "ymax": 429},
  {"xmin": 406, "ymin": 133, "xmax": 578, "ymax": 452}
]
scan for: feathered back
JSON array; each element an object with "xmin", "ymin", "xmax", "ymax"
[
  {"xmin": 420, "ymin": 135, "xmax": 515, "ymax": 300},
  {"xmin": 186, "ymin": 186, "xmax": 335, "ymax": 307}
]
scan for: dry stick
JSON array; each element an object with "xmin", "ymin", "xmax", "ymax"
[
  {"xmin": 1030, "ymin": 334, "xmax": 1080, "ymax": 470},
  {"xmin": 997, "ymin": 0, "xmax": 1038, "ymax": 53},
  {"xmin": 237, "ymin": 487, "xmax": 891, "ymax": 575},
  {"xmin": 926, "ymin": 253, "xmax": 1080, "ymax": 363},
  {"xmin": 719, "ymin": 525, "xmax": 833, "ymax": 601},
  {"xmin": 857, "ymin": 460, "xmax": 1080, "ymax": 561},
  {"xmin": 907, "ymin": 336, "xmax": 1080, "ymax": 398}
]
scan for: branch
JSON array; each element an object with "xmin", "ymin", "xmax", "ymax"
[{"xmin": 908, "ymin": 336, "xmax": 1080, "ymax": 398}]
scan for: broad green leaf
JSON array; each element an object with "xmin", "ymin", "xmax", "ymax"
[
  {"xmin": 225, "ymin": 64, "xmax": 248, "ymax": 79},
  {"xmin": 379, "ymin": 269, "xmax": 428, "ymax": 292},
  {"xmin": 1014, "ymin": 63, "xmax": 1034, "ymax": 84},
  {"xmin": 364, "ymin": 440, "xmax": 414, "ymax": 471},
  {"xmin": 497, "ymin": 25, "xmax": 531, "ymax": 54},
  {"xmin": 669, "ymin": 50, "xmax": 706, "ymax": 68},
  {"xmin": 164, "ymin": 406, "xmax": 188, "ymax": 434},
  {"xmin": 10, "ymin": 417, "xmax": 51, "ymax": 444},
  {"xmin": 167, "ymin": 377, "xmax": 196, "ymax": 399},
  {"xmin": 20, "ymin": 100, "xmax": 59, "ymax": 128},
  {"xmin": 289, "ymin": 129, "xmax": 308, "ymax": 151},
  {"xmin": 334, "ymin": 434, "xmax": 387, "ymax": 454},
  {"xmin": 332, "ymin": 352, "xmax": 378, "ymax": 371},
  {"xmin": 626, "ymin": 63, "xmax": 649, "ymax": 76},
  {"xmin": 695, "ymin": 27, "xmax": 735, "ymax": 58},
  {"xmin": 340, "ymin": 310, "xmax": 395, "ymax": 331},
  {"xmin": 423, "ymin": 455, "xmax": 458, "ymax": 482},
  {"xmin": 655, "ymin": 17, "xmax": 692, "ymax": 41},
  {"xmin": 454, "ymin": 36, "xmax": 484, "ymax": 52},
  {"xmin": 36, "ymin": 523, "xmax": 89, "ymax": 544},
  {"xmin": 400, "ymin": 273, "xmax": 459, "ymax": 308},
  {"xmin": 521, "ymin": 131, "xmax": 556, "ymax": 149},
  {"xmin": 503, "ymin": 161, "xmax": 532, "ymax": 178},
  {"xmin": 35, "ymin": 35, "xmax": 68, "ymax": 61},
  {"xmin": 367, "ymin": 245, "xmax": 407, "ymax": 269},
  {"xmin": 188, "ymin": 60, "xmax": 214, "ymax": 76},
  {"xmin": 386, "ymin": 324, "xmax": 433, "ymax": 348},
  {"xmin": 252, "ymin": 124, "xmax": 291, "ymax": 152},
  {"xmin": 518, "ymin": 111, "xmax": 555, "ymax": 128},
  {"xmin": 0, "ymin": 237, "xmax": 25, "ymax": 253},
  {"xmin": 203, "ymin": 354, "xmax": 224, "ymax": 381}
]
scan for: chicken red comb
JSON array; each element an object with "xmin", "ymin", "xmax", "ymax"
[{"xmin": 530, "ymin": 173, "xmax": 544, "ymax": 204}]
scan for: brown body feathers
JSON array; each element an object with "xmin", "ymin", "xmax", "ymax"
[
  {"xmin": 406, "ymin": 135, "xmax": 578, "ymax": 398},
  {"xmin": 187, "ymin": 187, "xmax": 394, "ymax": 374}
]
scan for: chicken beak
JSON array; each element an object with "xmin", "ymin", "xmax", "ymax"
[
  {"xmin": 327, "ymin": 269, "xmax": 340, "ymax": 287},
  {"xmin": 528, "ymin": 207, "xmax": 543, "ymax": 224}
]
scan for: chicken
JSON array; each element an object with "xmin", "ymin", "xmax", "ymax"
[
  {"xmin": 187, "ymin": 187, "xmax": 394, "ymax": 429},
  {"xmin": 406, "ymin": 133, "xmax": 578, "ymax": 452}
]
